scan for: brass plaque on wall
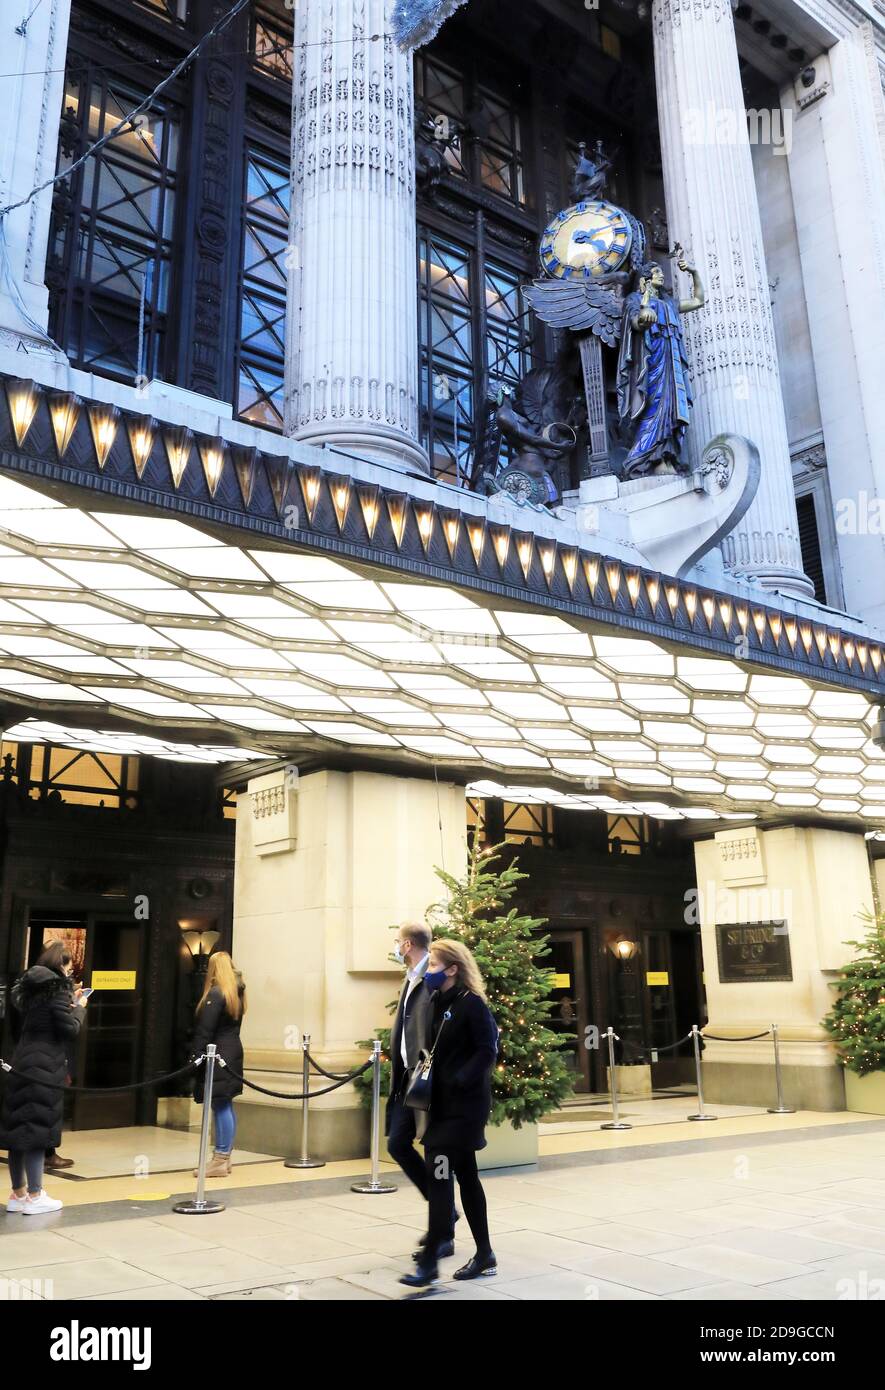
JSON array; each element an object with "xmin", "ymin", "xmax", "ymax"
[{"xmin": 715, "ymin": 922, "xmax": 792, "ymax": 983}]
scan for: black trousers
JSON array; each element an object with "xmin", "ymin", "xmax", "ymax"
[
  {"xmin": 387, "ymin": 1096, "xmax": 430, "ymax": 1200},
  {"xmin": 425, "ymin": 1145, "xmax": 491, "ymax": 1263},
  {"xmin": 388, "ymin": 1097, "xmax": 458, "ymax": 1240}
]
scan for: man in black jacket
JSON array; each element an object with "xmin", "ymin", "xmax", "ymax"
[{"xmin": 386, "ymin": 922, "xmax": 456, "ymax": 1256}]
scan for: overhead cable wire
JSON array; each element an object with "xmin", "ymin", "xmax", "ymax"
[{"xmin": 0, "ymin": 0, "xmax": 254, "ymax": 222}]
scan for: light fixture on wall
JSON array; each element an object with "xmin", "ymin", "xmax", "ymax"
[
  {"xmin": 179, "ymin": 918, "xmax": 220, "ymax": 973},
  {"xmin": 609, "ymin": 937, "xmax": 639, "ymax": 961}
]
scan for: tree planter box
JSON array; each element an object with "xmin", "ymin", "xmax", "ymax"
[
  {"xmin": 845, "ymin": 1069, "xmax": 885, "ymax": 1115},
  {"xmin": 383, "ymin": 1120, "xmax": 538, "ymax": 1171},
  {"xmin": 607, "ymin": 1064, "xmax": 652, "ymax": 1098},
  {"xmin": 477, "ymin": 1121, "xmax": 538, "ymax": 1171}
]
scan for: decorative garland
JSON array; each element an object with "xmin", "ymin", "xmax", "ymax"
[{"xmin": 391, "ymin": 0, "xmax": 471, "ymax": 51}]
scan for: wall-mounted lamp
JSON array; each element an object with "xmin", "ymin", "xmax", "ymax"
[
  {"xmin": 609, "ymin": 937, "xmax": 639, "ymax": 962},
  {"xmin": 179, "ymin": 920, "xmax": 220, "ymax": 969}
]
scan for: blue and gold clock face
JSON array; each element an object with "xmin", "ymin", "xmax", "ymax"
[{"xmin": 540, "ymin": 200, "xmax": 633, "ymax": 280}]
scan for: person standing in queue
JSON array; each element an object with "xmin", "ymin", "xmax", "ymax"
[
  {"xmin": 387, "ymin": 923, "xmax": 457, "ymax": 1259},
  {"xmin": 2, "ymin": 942, "xmax": 87, "ymax": 1214},
  {"xmin": 400, "ymin": 938, "xmax": 499, "ymax": 1289},
  {"xmin": 191, "ymin": 951, "xmax": 245, "ymax": 1178}
]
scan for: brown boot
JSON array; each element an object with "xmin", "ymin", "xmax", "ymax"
[{"xmin": 193, "ymin": 1151, "xmax": 232, "ymax": 1178}]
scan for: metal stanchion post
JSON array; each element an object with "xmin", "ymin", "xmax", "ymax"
[
  {"xmin": 687, "ymin": 1024, "xmax": 717, "ymax": 1122},
  {"xmin": 767, "ymin": 1023, "xmax": 796, "ymax": 1115},
  {"xmin": 284, "ymin": 1034, "xmax": 326, "ymax": 1169},
  {"xmin": 351, "ymin": 1041, "xmax": 397, "ymax": 1194},
  {"xmin": 173, "ymin": 1046, "xmax": 225, "ymax": 1214},
  {"xmin": 600, "ymin": 1027, "xmax": 631, "ymax": 1131}
]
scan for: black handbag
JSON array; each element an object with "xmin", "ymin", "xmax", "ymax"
[{"xmin": 403, "ymin": 997, "xmax": 458, "ymax": 1112}]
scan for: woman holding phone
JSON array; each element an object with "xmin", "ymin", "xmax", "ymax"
[
  {"xmin": 191, "ymin": 952, "xmax": 246, "ymax": 1177},
  {"xmin": 2, "ymin": 942, "xmax": 87, "ymax": 1214}
]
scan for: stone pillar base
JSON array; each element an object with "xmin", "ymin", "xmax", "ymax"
[
  {"xmin": 234, "ymin": 1099, "xmax": 370, "ymax": 1163},
  {"xmin": 703, "ymin": 1060, "xmax": 846, "ymax": 1112}
]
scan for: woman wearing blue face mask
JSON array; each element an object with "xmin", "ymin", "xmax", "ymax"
[{"xmin": 400, "ymin": 938, "xmax": 499, "ymax": 1289}]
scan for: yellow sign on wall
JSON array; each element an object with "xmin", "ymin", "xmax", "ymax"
[
  {"xmin": 646, "ymin": 972, "xmax": 670, "ymax": 987},
  {"xmin": 553, "ymin": 973, "xmax": 571, "ymax": 989},
  {"xmin": 91, "ymin": 971, "xmax": 136, "ymax": 991}
]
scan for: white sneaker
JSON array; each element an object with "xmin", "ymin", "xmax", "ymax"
[
  {"xmin": 21, "ymin": 1191, "xmax": 63, "ymax": 1215},
  {"xmin": 6, "ymin": 1192, "xmax": 28, "ymax": 1213}
]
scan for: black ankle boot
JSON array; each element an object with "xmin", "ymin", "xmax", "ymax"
[
  {"xmin": 399, "ymin": 1259, "xmax": 439, "ymax": 1288},
  {"xmin": 453, "ymin": 1251, "xmax": 497, "ymax": 1280},
  {"xmin": 412, "ymin": 1238, "xmax": 454, "ymax": 1261}
]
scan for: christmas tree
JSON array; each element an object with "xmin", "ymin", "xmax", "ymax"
[
  {"xmin": 823, "ymin": 913, "xmax": 885, "ymax": 1075},
  {"xmin": 356, "ymin": 845, "xmax": 573, "ymax": 1126}
]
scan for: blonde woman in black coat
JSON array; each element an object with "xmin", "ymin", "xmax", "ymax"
[
  {"xmin": 400, "ymin": 938, "xmax": 499, "ymax": 1289},
  {"xmin": 191, "ymin": 952, "xmax": 246, "ymax": 1178},
  {"xmin": 2, "ymin": 942, "xmax": 87, "ymax": 1215}
]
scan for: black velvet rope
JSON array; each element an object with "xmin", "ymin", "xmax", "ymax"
[
  {"xmin": 619, "ymin": 1031, "xmax": 694, "ymax": 1058},
  {"xmin": 306, "ymin": 1050, "xmax": 369, "ymax": 1081},
  {"xmin": 0, "ymin": 1058, "xmax": 199, "ymax": 1094},
  {"xmin": 220, "ymin": 1060, "xmax": 372, "ymax": 1100},
  {"xmin": 702, "ymin": 1030, "xmax": 772, "ymax": 1043}
]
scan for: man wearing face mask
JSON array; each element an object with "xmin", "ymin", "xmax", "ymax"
[{"xmin": 386, "ymin": 922, "xmax": 456, "ymax": 1258}]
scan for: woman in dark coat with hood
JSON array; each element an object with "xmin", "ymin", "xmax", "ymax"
[
  {"xmin": 191, "ymin": 951, "xmax": 245, "ymax": 1178},
  {"xmin": 1, "ymin": 942, "xmax": 86, "ymax": 1214}
]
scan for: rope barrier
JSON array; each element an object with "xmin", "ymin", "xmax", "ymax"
[
  {"xmin": 221, "ymin": 1060, "xmax": 372, "ymax": 1101},
  {"xmin": 306, "ymin": 1050, "xmax": 365, "ymax": 1081},
  {"xmin": 0, "ymin": 1058, "xmax": 200, "ymax": 1094},
  {"xmin": 703, "ymin": 1030, "xmax": 772, "ymax": 1043},
  {"xmin": 619, "ymin": 1031, "xmax": 694, "ymax": 1059}
]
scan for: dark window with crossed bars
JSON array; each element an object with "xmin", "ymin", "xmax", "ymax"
[
  {"xmin": 418, "ymin": 229, "xmax": 534, "ymax": 486},
  {"xmin": 48, "ymin": 71, "xmax": 179, "ymax": 385},
  {"xmin": 132, "ymin": 0, "xmax": 189, "ymax": 22},
  {"xmin": 251, "ymin": 2, "xmax": 294, "ymax": 82},
  {"xmin": 235, "ymin": 148, "xmax": 291, "ymax": 430},
  {"xmin": 415, "ymin": 51, "xmax": 528, "ymax": 208}
]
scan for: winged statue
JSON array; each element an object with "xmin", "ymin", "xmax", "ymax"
[{"xmin": 523, "ymin": 278, "xmax": 623, "ymax": 349}]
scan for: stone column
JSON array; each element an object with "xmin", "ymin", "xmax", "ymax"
[
  {"xmin": 781, "ymin": 27, "xmax": 885, "ymax": 632},
  {"xmin": 694, "ymin": 825, "xmax": 875, "ymax": 1111},
  {"xmin": 651, "ymin": 0, "xmax": 812, "ymax": 599},
  {"xmin": 232, "ymin": 768, "xmax": 467, "ymax": 1161},
  {"xmin": 284, "ymin": 0, "xmax": 428, "ymax": 474},
  {"xmin": 0, "ymin": 0, "xmax": 70, "ymax": 354}
]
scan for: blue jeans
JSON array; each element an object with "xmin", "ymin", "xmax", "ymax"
[{"xmin": 212, "ymin": 1099, "xmax": 236, "ymax": 1154}]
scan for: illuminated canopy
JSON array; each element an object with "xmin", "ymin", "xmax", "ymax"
[{"xmin": 0, "ymin": 472, "xmax": 883, "ymax": 827}]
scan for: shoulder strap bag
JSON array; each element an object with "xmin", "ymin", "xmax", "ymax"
[{"xmin": 403, "ymin": 990, "xmax": 464, "ymax": 1113}]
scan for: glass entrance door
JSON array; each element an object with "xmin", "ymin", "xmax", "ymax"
[
  {"xmin": 546, "ymin": 931, "xmax": 591, "ymax": 1093},
  {"xmin": 27, "ymin": 910, "xmax": 146, "ymax": 1129}
]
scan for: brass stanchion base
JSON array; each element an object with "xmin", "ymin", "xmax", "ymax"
[
  {"xmin": 172, "ymin": 1199, "xmax": 226, "ymax": 1214},
  {"xmin": 600, "ymin": 1122, "xmax": 632, "ymax": 1131},
  {"xmin": 767, "ymin": 1106, "xmax": 796, "ymax": 1114},
  {"xmin": 350, "ymin": 1179, "xmax": 397, "ymax": 1194},
  {"xmin": 284, "ymin": 1158, "xmax": 326, "ymax": 1169},
  {"xmin": 687, "ymin": 1114, "xmax": 718, "ymax": 1122}
]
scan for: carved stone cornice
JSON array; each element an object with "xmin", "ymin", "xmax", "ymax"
[{"xmin": 791, "ymin": 442, "xmax": 827, "ymax": 474}]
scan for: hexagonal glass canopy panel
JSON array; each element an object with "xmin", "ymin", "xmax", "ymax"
[{"xmin": 1, "ymin": 475, "xmax": 884, "ymax": 828}]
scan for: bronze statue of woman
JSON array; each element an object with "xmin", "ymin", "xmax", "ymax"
[{"xmin": 616, "ymin": 249, "xmax": 705, "ymax": 478}]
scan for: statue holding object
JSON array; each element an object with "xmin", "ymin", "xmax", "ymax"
[
  {"xmin": 496, "ymin": 143, "xmax": 705, "ymax": 497},
  {"xmin": 617, "ymin": 245, "xmax": 705, "ymax": 478}
]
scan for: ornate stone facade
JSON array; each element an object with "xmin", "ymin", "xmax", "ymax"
[
  {"xmin": 652, "ymin": 0, "xmax": 812, "ymax": 597},
  {"xmin": 284, "ymin": 0, "xmax": 428, "ymax": 472}
]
